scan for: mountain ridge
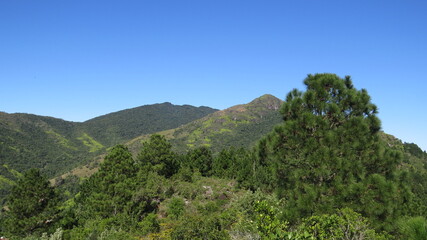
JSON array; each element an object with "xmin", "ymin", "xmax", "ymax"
[
  {"xmin": 55, "ymin": 94, "xmax": 285, "ymax": 180},
  {"xmin": 126, "ymin": 94, "xmax": 284, "ymax": 154},
  {"xmin": 0, "ymin": 102, "xmax": 219, "ymax": 202},
  {"xmin": 79, "ymin": 102, "xmax": 218, "ymax": 147}
]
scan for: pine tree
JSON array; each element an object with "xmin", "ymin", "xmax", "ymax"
[
  {"xmin": 260, "ymin": 73, "xmax": 409, "ymax": 229},
  {"xmin": 212, "ymin": 148, "xmax": 236, "ymax": 178},
  {"xmin": 77, "ymin": 145, "xmax": 141, "ymax": 224},
  {"xmin": 3, "ymin": 168, "xmax": 59, "ymax": 237},
  {"xmin": 185, "ymin": 146, "xmax": 213, "ymax": 177},
  {"xmin": 137, "ymin": 134, "xmax": 178, "ymax": 178}
]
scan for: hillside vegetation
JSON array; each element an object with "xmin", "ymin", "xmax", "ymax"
[
  {"xmin": 60, "ymin": 94, "xmax": 283, "ymax": 180},
  {"xmin": 80, "ymin": 102, "xmax": 217, "ymax": 147},
  {"xmin": 1, "ymin": 73, "xmax": 427, "ymax": 240},
  {"xmin": 128, "ymin": 94, "xmax": 283, "ymax": 154},
  {"xmin": 0, "ymin": 113, "xmax": 84, "ymax": 174},
  {"xmin": 0, "ymin": 104, "xmax": 217, "ymax": 203}
]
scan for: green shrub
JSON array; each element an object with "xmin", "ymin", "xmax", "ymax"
[
  {"xmin": 98, "ymin": 228, "xmax": 135, "ymax": 240},
  {"xmin": 167, "ymin": 197, "xmax": 185, "ymax": 219},
  {"xmin": 398, "ymin": 216, "xmax": 427, "ymax": 240},
  {"xmin": 139, "ymin": 213, "xmax": 160, "ymax": 235},
  {"xmin": 292, "ymin": 208, "xmax": 389, "ymax": 240},
  {"xmin": 170, "ymin": 215, "xmax": 229, "ymax": 240}
]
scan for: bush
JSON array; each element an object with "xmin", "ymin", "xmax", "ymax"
[
  {"xmin": 292, "ymin": 208, "xmax": 389, "ymax": 240},
  {"xmin": 167, "ymin": 197, "xmax": 185, "ymax": 219},
  {"xmin": 98, "ymin": 228, "xmax": 135, "ymax": 240},
  {"xmin": 170, "ymin": 215, "xmax": 229, "ymax": 240},
  {"xmin": 139, "ymin": 213, "xmax": 160, "ymax": 235},
  {"xmin": 398, "ymin": 216, "xmax": 427, "ymax": 240}
]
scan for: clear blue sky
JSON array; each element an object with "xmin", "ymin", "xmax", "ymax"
[{"xmin": 1, "ymin": 1, "xmax": 426, "ymax": 150}]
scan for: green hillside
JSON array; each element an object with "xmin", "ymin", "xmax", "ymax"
[
  {"xmin": 0, "ymin": 113, "xmax": 94, "ymax": 204},
  {"xmin": 0, "ymin": 104, "xmax": 217, "ymax": 202},
  {"xmin": 0, "ymin": 103, "xmax": 216, "ymax": 177},
  {"xmin": 56, "ymin": 94, "xmax": 283, "ymax": 181},
  {"xmin": 79, "ymin": 102, "xmax": 218, "ymax": 147},
  {"xmin": 128, "ymin": 94, "xmax": 284, "ymax": 154},
  {"xmin": 0, "ymin": 112, "xmax": 94, "ymax": 177},
  {"xmin": 0, "ymin": 164, "xmax": 21, "ymax": 205}
]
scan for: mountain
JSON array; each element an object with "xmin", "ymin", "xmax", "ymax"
[
  {"xmin": 0, "ymin": 103, "xmax": 216, "ymax": 175},
  {"xmin": 0, "ymin": 113, "xmax": 91, "ymax": 204},
  {"xmin": 79, "ymin": 102, "xmax": 217, "ymax": 147},
  {"xmin": 57, "ymin": 94, "xmax": 284, "ymax": 180},
  {"xmin": 0, "ymin": 104, "xmax": 217, "ymax": 202},
  {"xmin": 0, "ymin": 112, "xmax": 90, "ymax": 176},
  {"xmin": 127, "ymin": 94, "xmax": 284, "ymax": 154}
]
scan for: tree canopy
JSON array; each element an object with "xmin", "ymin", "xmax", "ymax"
[
  {"xmin": 2, "ymin": 168, "xmax": 59, "ymax": 237},
  {"xmin": 137, "ymin": 134, "xmax": 178, "ymax": 177},
  {"xmin": 258, "ymin": 73, "xmax": 409, "ymax": 228}
]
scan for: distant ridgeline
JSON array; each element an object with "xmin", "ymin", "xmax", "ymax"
[{"xmin": 127, "ymin": 94, "xmax": 284, "ymax": 154}]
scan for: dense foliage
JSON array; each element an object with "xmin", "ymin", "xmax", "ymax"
[
  {"xmin": 0, "ymin": 113, "xmax": 92, "ymax": 180},
  {"xmin": 1, "ymin": 74, "xmax": 426, "ymax": 239},
  {"xmin": 1, "ymin": 169, "xmax": 59, "ymax": 237},
  {"xmin": 254, "ymin": 74, "xmax": 411, "ymax": 230}
]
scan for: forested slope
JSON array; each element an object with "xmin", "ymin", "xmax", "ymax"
[
  {"xmin": 79, "ymin": 103, "xmax": 218, "ymax": 147},
  {"xmin": 128, "ymin": 94, "xmax": 284, "ymax": 154},
  {"xmin": 0, "ymin": 104, "xmax": 217, "ymax": 203},
  {"xmin": 0, "ymin": 113, "xmax": 94, "ymax": 176}
]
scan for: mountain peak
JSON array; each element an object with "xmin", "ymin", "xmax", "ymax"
[
  {"xmin": 248, "ymin": 94, "xmax": 283, "ymax": 110},
  {"xmin": 257, "ymin": 94, "xmax": 279, "ymax": 100},
  {"xmin": 129, "ymin": 94, "xmax": 285, "ymax": 152}
]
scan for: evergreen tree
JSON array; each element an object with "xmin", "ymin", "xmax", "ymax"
[
  {"xmin": 77, "ymin": 145, "xmax": 142, "ymax": 226},
  {"xmin": 137, "ymin": 134, "xmax": 178, "ymax": 178},
  {"xmin": 2, "ymin": 168, "xmax": 59, "ymax": 237},
  {"xmin": 185, "ymin": 146, "xmax": 213, "ymax": 177},
  {"xmin": 212, "ymin": 148, "xmax": 236, "ymax": 178},
  {"xmin": 210, "ymin": 147, "xmax": 255, "ymax": 186},
  {"xmin": 260, "ymin": 73, "xmax": 409, "ymax": 229}
]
